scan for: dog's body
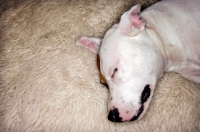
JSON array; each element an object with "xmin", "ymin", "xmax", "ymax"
[{"xmin": 77, "ymin": 0, "xmax": 200, "ymax": 122}]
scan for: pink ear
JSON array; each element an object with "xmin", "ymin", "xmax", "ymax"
[
  {"xmin": 76, "ymin": 37, "xmax": 102, "ymax": 53},
  {"xmin": 118, "ymin": 4, "xmax": 145, "ymax": 35}
]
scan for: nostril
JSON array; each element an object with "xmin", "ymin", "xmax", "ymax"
[
  {"xmin": 108, "ymin": 108, "xmax": 122, "ymax": 122},
  {"xmin": 141, "ymin": 85, "xmax": 151, "ymax": 104}
]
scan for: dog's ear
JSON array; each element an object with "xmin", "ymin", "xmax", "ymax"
[
  {"xmin": 118, "ymin": 4, "xmax": 145, "ymax": 36},
  {"xmin": 76, "ymin": 37, "xmax": 102, "ymax": 53}
]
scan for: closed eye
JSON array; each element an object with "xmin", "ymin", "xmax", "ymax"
[{"xmin": 111, "ymin": 68, "xmax": 118, "ymax": 78}]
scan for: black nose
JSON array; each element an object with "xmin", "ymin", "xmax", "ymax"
[
  {"xmin": 108, "ymin": 108, "xmax": 123, "ymax": 122},
  {"xmin": 141, "ymin": 85, "xmax": 151, "ymax": 104}
]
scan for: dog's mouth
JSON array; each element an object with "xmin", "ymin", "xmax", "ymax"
[
  {"xmin": 130, "ymin": 105, "xmax": 144, "ymax": 121},
  {"xmin": 129, "ymin": 85, "xmax": 151, "ymax": 121}
]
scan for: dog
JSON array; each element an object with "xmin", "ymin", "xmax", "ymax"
[{"xmin": 76, "ymin": 0, "xmax": 200, "ymax": 122}]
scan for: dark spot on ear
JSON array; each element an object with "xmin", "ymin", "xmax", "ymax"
[{"xmin": 126, "ymin": 111, "xmax": 129, "ymax": 114}]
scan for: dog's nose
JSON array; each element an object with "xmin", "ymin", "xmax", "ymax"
[{"xmin": 108, "ymin": 108, "xmax": 122, "ymax": 122}]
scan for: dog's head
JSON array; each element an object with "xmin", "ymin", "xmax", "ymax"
[{"xmin": 76, "ymin": 5, "xmax": 165, "ymax": 122}]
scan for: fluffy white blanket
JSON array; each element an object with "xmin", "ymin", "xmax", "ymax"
[{"xmin": 0, "ymin": 0, "xmax": 200, "ymax": 131}]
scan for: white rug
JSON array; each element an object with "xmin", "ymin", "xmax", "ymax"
[{"xmin": 0, "ymin": 0, "xmax": 200, "ymax": 131}]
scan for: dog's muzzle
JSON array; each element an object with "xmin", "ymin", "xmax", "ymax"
[
  {"xmin": 107, "ymin": 85, "xmax": 151, "ymax": 122},
  {"xmin": 108, "ymin": 105, "xmax": 144, "ymax": 122}
]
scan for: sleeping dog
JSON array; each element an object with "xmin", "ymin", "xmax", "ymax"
[{"xmin": 76, "ymin": 0, "xmax": 200, "ymax": 122}]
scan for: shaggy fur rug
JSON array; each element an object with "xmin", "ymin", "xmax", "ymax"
[{"xmin": 0, "ymin": 0, "xmax": 200, "ymax": 132}]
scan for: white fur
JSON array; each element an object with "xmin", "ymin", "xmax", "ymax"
[{"xmin": 77, "ymin": 0, "xmax": 200, "ymax": 122}]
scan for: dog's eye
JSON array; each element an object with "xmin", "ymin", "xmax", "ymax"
[
  {"xmin": 111, "ymin": 68, "xmax": 118, "ymax": 78},
  {"xmin": 141, "ymin": 85, "xmax": 151, "ymax": 104}
]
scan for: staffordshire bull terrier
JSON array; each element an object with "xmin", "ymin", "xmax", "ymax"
[{"xmin": 76, "ymin": 0, "xmax": 200, "ymax": 122}]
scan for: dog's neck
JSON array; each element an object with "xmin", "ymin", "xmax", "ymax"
[
  {"xmin": 145, "ymin": 17, "xmax": 185, "ymax": 75},
  {"xmin": 143, "ymin": 8, "xmax": 199, "ymax": 77}
]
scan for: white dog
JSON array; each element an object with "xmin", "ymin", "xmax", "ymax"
[{"xmin": 76, "ymin": 0, "xmax": 200, "ymax": 122}]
